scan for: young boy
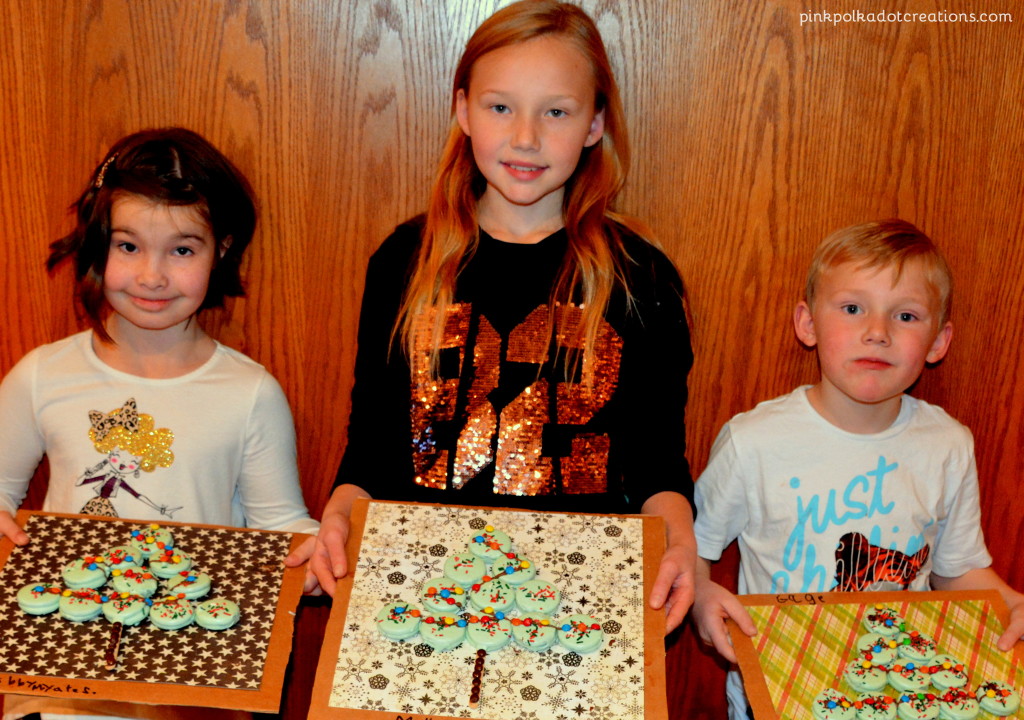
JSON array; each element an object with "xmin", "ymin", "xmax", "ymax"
[{"xmin": 691, "ymin": 219, "xmax": 1024, "ymax": 720}]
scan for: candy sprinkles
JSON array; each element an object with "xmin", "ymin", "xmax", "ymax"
[{"xmin": 15, "ymin": 523, "xmax": 242, "ymax": 669}]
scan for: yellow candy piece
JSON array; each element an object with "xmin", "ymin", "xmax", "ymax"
[
  {"xmin": 521, "ymin": 561, "xmax": 532, "ymax": 569},
  {"xmin": 454, "ymin": 587, "xmax": 464, "ymax": 595},
  {"xmin": 95, "ymin": 556, "xmax": 106, "ymax": 563},
  {"xmin": 62, "ymin": 589, "xmax": 72, "ymax": 597},
  {"xmin": 149, "ymin": 523, "xmax": 160, "ymax": 529},
  {"xmin": 539, "ymin": 618, "xmax": 550, "ymax": 626},
  {"xmin": 112, "ymin": 569, "xmax": 122, "ymax": 577},
  {"xmin": 874, "ymin": 603, "xmax": 884, "ymax": 609},
  {"xmin": 861, "ymin": 660, "xmax": 872, "ymax": 668},
  {"xmin": 987, "ymin": 690, "xmax": 997, "ymax": 698},
  {"xmin": 145, "ymin": 536, "xmax": 154, "ymax": 543},
  {"xmin": 443, "ymin": 616, "xmax": 454, "ymax": 625},
  {"xmin": 484, "ymin": 606, "xmax": 494, "ymax": 614},
  {"xmin": 943, "ymin": 662, "xmax": 952, "ymax": 669},
  {"xmin": 171, "ymin": 555, "xmax": 181, "ymax": 562},
  {"xmin": 119, "ymin": 592, "xmax": 129, "ymax": 598},
  {"xmin": 484, "ymin": 525, "xmax": 494, "ymax": 533}
]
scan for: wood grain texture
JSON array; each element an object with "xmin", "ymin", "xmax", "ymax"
[{"xmin": 1, "ymin": 1, "xmax": 1022, "ymax": 718}]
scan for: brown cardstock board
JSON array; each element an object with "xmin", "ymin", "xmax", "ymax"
[
  {"xmin": 308, "ymin": 497, "xmax": 668, "ymax": 720},
  {"xmin": 0, "ymin": 510, "xmax": 310, "ymax": 713},
  {"xmin": 728, "ymin": 590, "xmax": 1021, "ymax": 720}
]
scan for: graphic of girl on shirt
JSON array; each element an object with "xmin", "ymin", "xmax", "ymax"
[{"xmin": 77, "ymin": 398, "xmax": 182, "ymax": 518}]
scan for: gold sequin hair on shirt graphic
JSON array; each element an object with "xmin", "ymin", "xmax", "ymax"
[{"xmin": 77, "ymin": 397, "xmax": 182, "ymax": 519}]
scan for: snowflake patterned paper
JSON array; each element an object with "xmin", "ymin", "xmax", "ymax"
[
  {"xmin": 0, "ymin": 511, "xmax": 309, "ymax": 713},
  {"xmin": 309, "ymin": 499, "xmax": 668, "ymax": 720}
]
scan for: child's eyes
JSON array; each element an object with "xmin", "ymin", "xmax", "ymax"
[
  {"xmin": 172, "ymin": 246, "xmax": 195, "ymax": 257},
  {"xmin": 115, "ymin": 241, "xmax": 138, "ymax": 253},
  {"xmin": 840, "ymin": 304, "xmax": 861, "ymax": 315},
  {"xmin": 490, "ymin": 104, "xmax": 509, "ymax": 114},
  {"xmin": 896, "ymin": 311, "xmax": 918, "ymax": 322},
  {"xmin": 548, "ymin": 108, "xmax": 566, "ymax": 118}
]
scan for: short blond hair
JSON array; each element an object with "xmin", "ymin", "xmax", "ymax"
[{"xmin": 805, "ymin": 219, "xmax": 952, "ymax": 325}]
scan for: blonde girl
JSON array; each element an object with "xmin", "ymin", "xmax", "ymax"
[{"xmin": 315, "ymin": 0, "xmax": 696, "ymax": 632}]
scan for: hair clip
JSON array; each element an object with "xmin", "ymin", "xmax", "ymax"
[{"xmin": 95, "ymin": 153, "xmax": 118, "ymax": 189}]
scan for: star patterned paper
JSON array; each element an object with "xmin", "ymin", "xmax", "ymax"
[
  {"xmin": 327, "ymin": 502, "xmax": 648, "ymax": 720},
  {"xmin": 0, "ymin": 514, "xmax": 291, "ymax": 690}
]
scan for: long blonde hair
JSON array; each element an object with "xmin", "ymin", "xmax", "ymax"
[{"xmin": 397, "ymin": 0, "xmax": 648, "ymax": 375}]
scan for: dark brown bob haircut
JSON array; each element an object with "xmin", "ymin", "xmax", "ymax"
[{"xmin": 47, "ymin": 127, "xmax": 256, "ymax": 341}]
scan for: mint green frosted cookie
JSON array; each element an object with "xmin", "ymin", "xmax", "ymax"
[
  {"xmin": 58, "ymin": 589, "xmax": 104, "ymax": 622},
  {"xmin": 936, "ymin": 688, "xmax": 979, "ymax": 720},
  {"xmin": 511, "ymin": 617, "xmax": 557, "ymax": 652},
  {"xmin": 556, "ymin": 614, "xmax": 604, "ymax": 653},
  {"xmin": 420, "ymin": 577, "xmax": 467, "ymax": 613},
  {"xmin": 467, "ymin": 526, "xmax": 512, "ymax": 561},
  {"xmin": 889, "ymin": 663, "xmax": 930, "ymax": 693},
  {"xmin": 443, "ymin": 552, "xmax": 486, "ymax": 587},
  {"xmin": 375, "ymin": 602, "xmax": 422, "ymax": 641},
  {"xmin": 103, "ymin": 545, "xmax": 142, "ymax": 571},
  {"xmin": 466, "ymin": 615, "xmax": 512, "ymax": 652},
  {"xmin": 102, "ymin": 594, "xmax": 150, "ymax": 626},
  {"xmin": 845, "ymin": 659, "xmax": 888, "ymax": 693},
  {"xmin": 896, "ymin": 692, "xmax": 939, "ymax": 720},
  {"xmin": 855, "ymin": 692, "xmax": 897, "ymax": 720},
  {"xmin": 895, "ymin": 631, "xmax": 936, "ymax": 663},
  {"xmin": 129, "ymin": 524, "xmax": 175, "ymax": 561},
  {"xmin": 975, "ymin": 681, "xmax": 1019, "ymax": 716},
  {"xmin": 862, "ymin": 605, "xmax": 904, "ymax": 636},
  {"xmin": 149, "ymin": 595, "xmax": 195, "ymax": 630},
  {"xmin": 61, "ymin": 556, "xmax": 109, "ymax": 589},
  {"xmin": 470, "ymin": 578, "xmax": 515, "ymax": 614},
  {"xmin": 811, "ymin": 689, "xmax": 856, "ymax": 720},
  {"xmin": 17, "ymin": 582, "xmax": 61, "ymax": 615},
  {"xmin": 929, "ymin": 655, "xmax": 968, "ymax": 692},
  {"xmin": 488, "ymin": 554, "xmax": 537, "ymax": 585},
  {"xmin": 149, "ymin": 549, "xmax": 193, "ymax": 579},
  {"xmin": 166, "ymin": 571, "xmax": 212, "ymax": 600},
  {"xmin": 856, "ymin": 633, "xmax": 899, "ymax": 668},
  {"xmin": 516, "ymin": 579, "xmax": 561, "ymax": 615},
  {"xmin": 111, "ymin": 567, "xmax": 159, "ymax": 598},
  {"xmin": 418, "ymin": 611, "xmax": 466, "ymax": 651},
  {"xmin": 195, "ymin": 598, "xmax": 241, "ymax": 630}
]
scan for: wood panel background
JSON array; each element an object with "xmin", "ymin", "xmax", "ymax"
[{"xmin": 1, "ymin": 1, "xmax": 1021, "ymax": 717}]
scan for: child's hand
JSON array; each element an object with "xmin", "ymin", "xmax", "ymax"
[
  {"xmin": 309, "ymin": 509, "xmax": 350, "ymax": 597},
  {"xmin": 648, "ymin": 540, "xmax": 695, "ymax": 634},
  {"xmin": 998, "ymin": 591, "xmax": 1024, "ymax": 651},
  {"xmin": 283, "ymin": 534, "xmax": 321, "ymax": 595},
  {"xmin": 693, "ymin": 574, "xmax": 756, "ymax": 664},
  {"xmin": 0, "ymin": 511, "xmax": 28, "ymax": 546}
]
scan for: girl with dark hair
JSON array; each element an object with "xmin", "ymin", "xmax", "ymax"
[{"xmin": 0, "ymin": 129, "xmax": 319, "ymax": 616}]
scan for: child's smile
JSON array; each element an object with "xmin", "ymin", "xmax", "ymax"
[
  {"xmin": 456, "ymin": 34, "xmax": 605, "ymax": 237},
  {"xmin": 103, "ymin": 194, "xmax": 219, "ymax": 335}
]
